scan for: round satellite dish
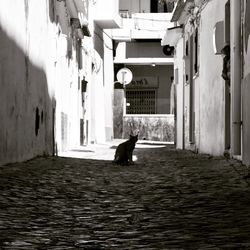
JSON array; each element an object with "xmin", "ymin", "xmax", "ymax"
[{"xmin": 116, "ymin": 67, "xmax": 133, "ymax": 85}]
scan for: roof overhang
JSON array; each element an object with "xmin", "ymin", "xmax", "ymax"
[
  {"xmin": 161, "ymin": 25, "xmax": 183, "ymax": 46},
  {"xmin": 94, "ymin": 15, "xmax": 122, "ymax": 29}
]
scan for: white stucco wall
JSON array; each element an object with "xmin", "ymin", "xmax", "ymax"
[
  {"xmin": 198, "ymin": 0, "xmax": 227, "ymax": 156},
  {"xmin": 87, "ymin": 21, "xmax": 114, "ymax": 144},
  {"xmin": 91, "ymin": 55, "xmax": 106, "ymax": 144},
  {"xmin": 103, "ymin": 30, "xmax": 115, "ymax": 141},
  {"xmin": 0, "ymin": 0, "xmax": 89, "ymax": 164},
  {"xmin": 174, "ymin": 37, "xmax": 184, "ymax": 149},
  {"xmin": 0, "ymin": 0, "xmax": 120, "ymax": 164},
  {"xmin": 0, "ymin": 0, "xmax": 55, "ymax": 165},
  {"xmin": 242, "ymin": 0, "xmax": 250, "ymax": 166},
  {"xmin": 83, "ymin": 1, "xmax": 119, "ymax": 145},
  {"xmin": 53, "ymin": 1, "xmax": 87, "ymax": 153},
  {"xmin": 96, "ymin": 0, "xmax": 119, "ymax": 18}
]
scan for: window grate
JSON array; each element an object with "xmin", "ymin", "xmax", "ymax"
[{"xmin": 126, "ymin": 90, "xmax": 156, "ymax": 114}]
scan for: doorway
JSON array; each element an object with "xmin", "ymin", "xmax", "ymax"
[{"xmin": 224, "ymin": 1, "xmax": 231, "ymax": 152}]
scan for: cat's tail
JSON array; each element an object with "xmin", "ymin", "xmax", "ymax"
[{"xmin": 113, "ymin": 154, "xmax": 120, "ymax": 164}]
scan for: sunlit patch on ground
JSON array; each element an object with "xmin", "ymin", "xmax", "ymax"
[
  {"xmin": 136, "ymin": 144, "xmax": 167, "ymax": 149},
  {"xmin": 58, "ymin": 140, "xmax": 173, "ymax": 161}
]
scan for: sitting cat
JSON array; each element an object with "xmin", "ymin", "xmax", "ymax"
[{"xmin": 113, "ymin": 134, "xmax": 138, "ymax": 165}]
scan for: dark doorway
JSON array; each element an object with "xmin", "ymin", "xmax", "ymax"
[
  {"xmin": 224, "ymin": 0, "xmax": 231, "ymax": 151},
  {"xmin": 80, "ymin": 119, "xmax": 84, "ymax": 146},
  {"xmin": 150, "ymin": 0, "xmax": 158, "ymax": 13}
]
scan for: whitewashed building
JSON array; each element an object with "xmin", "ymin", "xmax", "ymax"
[
  {"xmin": 166, "ymin": 0, "xmax": 250, "ymax": 166},
  {"xmin": 0, "ymin": 0, "xmax": 121, "ymax": 165}
]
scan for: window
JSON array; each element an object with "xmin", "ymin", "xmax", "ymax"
[
  {"xmin": 185, "ymin": 39, "xmax": 189, "ymax": 83},
  {"xmin": 126, "ymin": 89, "xmax": 156, "ymax": 114},
  {"xmin": 194, "ymin": 28, "xmax": 198, "ymax": 74},
  {"xmin": 225, "ymin": 1, "xmax": 230, "ymax": 44},
  {"xmin": 185, "ymin": 39, "xmax": 189, "ymax": 56}
]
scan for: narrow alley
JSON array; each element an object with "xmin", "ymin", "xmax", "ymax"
[
  {"xmin": 1, "ymin": 0, "xmax": 250, "ymax": 248},
  {"xmin": 1, "ymin": 142, "xmax": 250, "ymax": 249}
]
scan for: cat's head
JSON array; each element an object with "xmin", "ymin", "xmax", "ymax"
[{"xmin": 129, "ymin": 134, "xmax": 138, "ymax": 143}]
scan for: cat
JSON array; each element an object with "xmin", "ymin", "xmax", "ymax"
[{"xmin": 113, "ymin": 134, "xmax": 138, "ymax": 165}]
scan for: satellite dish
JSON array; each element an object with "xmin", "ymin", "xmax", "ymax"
[{"xmin": 116, "ymin": 67, "xmax": 133, "ymax": 85}]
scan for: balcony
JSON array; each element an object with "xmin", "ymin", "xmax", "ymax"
[
  {"xmin": 112, "ymin": 12, "xmax": 174, "ymax": 41},
  {"xmin": 132, "ymin": 13, "xmax": 174, "ymax": 39}
]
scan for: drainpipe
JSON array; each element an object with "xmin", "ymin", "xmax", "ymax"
[{"xmin": 230, "ymin": 0, "xmax": 242, "ymax": 156}]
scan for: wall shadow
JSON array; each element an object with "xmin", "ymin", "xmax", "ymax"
[
  {"xmin": 245, "ymin": 1, "xmax": 250, "ymax": 53},
  {"xmin": 93, "ymin": 23, "xmax": 104, "ymax": 60},
  {"xmin": 0, "ymin": 22, "xmax": 54, "ymax": 165}
]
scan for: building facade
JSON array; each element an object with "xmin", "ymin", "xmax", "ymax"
[
  {"xmin": 81, "ymin": 0, "xmax": 121, "ymax": 145},
  {"xmin": 112, "ymin": 0, "xmax": 176, "ymax": 142},
  {"xmin": 167, "ymin": 0, "xmax": 250, "ymax": 165},
  {"xmin": 0, "ymin": 0, "xmax": 121, "ymax": 165}
]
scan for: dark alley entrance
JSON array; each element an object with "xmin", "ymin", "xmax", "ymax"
[{"xmin": 1, "ymin": 142, "xmax": 250, "ymax": 249}]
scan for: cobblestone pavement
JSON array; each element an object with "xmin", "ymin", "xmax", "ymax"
[{"xmin": 1, "ymin": 141, "xmax": 250, "ymax": 249}]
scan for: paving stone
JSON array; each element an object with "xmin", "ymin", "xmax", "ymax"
[{"xmin": 0, "ymin": 143, "xmax": 250, "ymax": 249}]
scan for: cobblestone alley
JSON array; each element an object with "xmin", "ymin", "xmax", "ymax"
[{"xmin": 1, "ymin": 141, "xmax": 250, "ymax": 249}]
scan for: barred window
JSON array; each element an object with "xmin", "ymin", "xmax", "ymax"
[{"xmin": 125, "ymin": 89, "xmax": 156, "ymax": 114}]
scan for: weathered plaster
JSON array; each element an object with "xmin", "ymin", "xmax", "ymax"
[
  {"xmin": 197, "ymin": 0, "xmax": 227, "ymax": 156},
  {"xmin": 242, "ymin": 0, "xmax": 250, "ymax": 166},
  {"xmin": 174, "ymin": 38, "xmax": 184, "ymax": 149},
  {"xmin": 113, "ymin": 89, "xmax": 125, "ymax": 138},
  {"xmin": 242, "ymin": 73, "xmax": 250, "ymax": 166},
  {"xmin": 0, "ymin": 1, "xmax": 54, "ymax": 165}
]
